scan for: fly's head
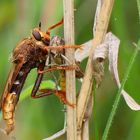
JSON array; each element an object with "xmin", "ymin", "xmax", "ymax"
[
  {"xmin": 12, "ymin": 23, "xmax": 51, "ymax": 66},
  {"xmin": 32, "ymin": 22, "xmax": 50, "ymax": 47}
]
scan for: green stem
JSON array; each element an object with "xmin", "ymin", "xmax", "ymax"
[{"xmin": 102, "ymin": 42, "xmax": 140, "ymax": 140}]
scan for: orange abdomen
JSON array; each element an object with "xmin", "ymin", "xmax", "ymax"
[{"xmin": 2, "ymin": 93, "xmax": 18, "ymax": 135}]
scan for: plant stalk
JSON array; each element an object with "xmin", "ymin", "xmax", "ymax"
[{"xmin": 63, "ymin": 0, "xmax": 77, "ymax": 140}]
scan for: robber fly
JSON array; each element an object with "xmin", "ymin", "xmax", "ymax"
[{"xmin": 0, "ymin": 19, "xmax": 81, "ymax": 135}]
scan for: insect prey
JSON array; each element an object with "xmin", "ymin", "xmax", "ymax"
[{"xmin": 38, "ymin": 36, "xmax": 84, "ymax": 106}]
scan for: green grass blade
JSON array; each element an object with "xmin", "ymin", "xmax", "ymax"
[
  {"xmin": 102, "ymin": 42, "xmax": 140, "ymax": 140},
  {"xmin": 136, "ymin": 0, "xmax": 140, "ymax": 21}
]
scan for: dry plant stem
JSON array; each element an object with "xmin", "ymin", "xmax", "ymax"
[
  {"xmin": 82, "ymin": 95, "xmax": 93, "ymax": 140},
  {"xmin": 63, "ymin": 0, "xmax": 77, "ymax": 140},
  {"xmin": 77, "ymin": 0, "xmax": 115, "ymax": 139},
  {"xmin": 81, "ymin": 0, "xmax": 103, "ymax": 139}
]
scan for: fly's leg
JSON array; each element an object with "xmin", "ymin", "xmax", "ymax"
[
  {"xmin": 38, "ymin": 65, "xmax": 78, "ymax": 74},
  {"xmin": 44, "ymin": 45, "xmax": 82, "ymax": 51},
  {"xmin": 31, "ymin": 67, "xmax": 44, "ymax": 98},
  {"xmin": 38, "ymin": 66, "xmax": 75, "ymax": 107},
  {"xmin": 31, "ymin": 72, "xmax": 61, "ymax": 100},
  {"xmin": 31, "ymin": 68, "xmax": 74, "ymax": 107},
  {"xmin": 39, "ymin": 89, "xmax": 74, "ymax": 108},
  {"xmin": 31, "ymin": 63, "xmax": 52, "ymax": 98},
  {"xmin": 46, "ymin": 18, "xmax": 63, "ymax": 34},
  {"xmin": 31, "ymin": 62, "xmax": 57, "ymax": 98},
  {"xmin": 36, "ymin": 65, "xmax": 76, "ymax": 107},
  {"xmin": 33, "ymin": 64, "xmax": 75, "ymax": 106}
]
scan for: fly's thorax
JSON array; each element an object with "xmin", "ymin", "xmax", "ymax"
[{"xmin": 12, "ymin": 38, "xmax": 47, "ymax": 65}]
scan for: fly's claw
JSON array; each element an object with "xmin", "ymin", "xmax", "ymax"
[
  {"xmin": 37, "ymin": 69, "xmax": 44, "ymax": 74},
  {"xmin": 2, "ymin": 92, "xmax": 18, "ymax": 135},
  {"xmin": 55, "ymin": 91, "xmax": 75, "ymax": 108}
]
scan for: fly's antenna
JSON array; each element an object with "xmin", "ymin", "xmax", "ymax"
[{"xmin": 39, "ymin": 22, "xmax": 41, "ymax": 30}]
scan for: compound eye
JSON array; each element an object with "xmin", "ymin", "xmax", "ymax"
[{"xmin": 32, "ymin": 30, "xmax": 41, "ymax": 41}]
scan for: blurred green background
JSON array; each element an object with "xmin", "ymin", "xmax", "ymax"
[{"xmin": 0, "ymin": 0, "xmax": 140, "ymax": 140}]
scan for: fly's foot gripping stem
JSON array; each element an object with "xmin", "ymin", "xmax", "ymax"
[{"xmin": 55, "ymin": 90, "xmax": 75, "ymax": 108}]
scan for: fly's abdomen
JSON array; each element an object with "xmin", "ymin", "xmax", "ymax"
[
  {"xmin": 2, "ymin": 92, "xmax": 18, "ymax": 134},
  {"xmin": 2, "ymin": 65, "xmax": 30, "ymax": 135},
  {"xmin": 59, "ymin": 70, "xmax": 66, "ymax": 92}
]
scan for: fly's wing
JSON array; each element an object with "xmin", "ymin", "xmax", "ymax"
[{"xmin": 0, "ymin": 60, "xmax": 24, "ymax": 109}]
